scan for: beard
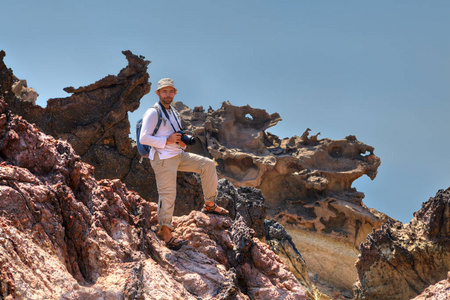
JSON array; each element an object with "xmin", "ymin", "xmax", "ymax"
[{"xmin": 159, "ymin": 96, "xmax": 173, "ymax": 106}]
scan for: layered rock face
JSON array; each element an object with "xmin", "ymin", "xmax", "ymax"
[
  {"xmin": 177, "ymin": 101, "xmax": 385, "ymax": 293},
  {"xmin": 1, "ymin": 50, "xmax": 386, "ymax": 296},
  {"xmin": 354, "ymin": 188, "xmax": 450, "ymax": 300},
  {"xmin": 0, "ymin": 96, "xmax": 310, "ymax": 299},
  {"xmin": 2, "ymin": 50, "xmax": 449, "ymax": 299}
]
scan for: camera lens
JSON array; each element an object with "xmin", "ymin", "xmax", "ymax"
[{"xmin": 181, "ymin": 134, "xmax": 196, "ymax": 145}]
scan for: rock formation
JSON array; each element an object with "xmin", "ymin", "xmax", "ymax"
[
  {"xmin": 0, "ymin": 50, "xmax": 386, "ymax": 297},
  {"xmin": 11, "ymin": 77, "xmax": 38, "ymax": 104},
  {"xmin": 0, "ymin": 96, "xmax": 311, "ymax": 299},
  {"xmin": 0, "ymin": 50, "xmax": 205, "ymax": 219},
  {"xmin": 411, "ymin": 272, "xmax": 450, "ymax": 300},
  {"xmin": 354, "ymin": 188, "xmax": 450, "ymax": 300},
  {"xmin": 3, "ymin": 50, "xmax": 448, "ymax": 299},
  {"xmin": 3, "ymin": 50, "xmax": 148, "ymax": 183},
  {"xmin": 176, "ymin": 101, "xmax": 386, "ymax": 294}
]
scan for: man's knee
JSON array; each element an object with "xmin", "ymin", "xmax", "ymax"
[{"xmin": 204, "ymin": 157, "xmax": 216, "ymax": 170}]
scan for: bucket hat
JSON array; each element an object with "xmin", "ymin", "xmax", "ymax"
[{"xmin": 155, "ymin": 78, "xmax": 177, "ymax": 93}]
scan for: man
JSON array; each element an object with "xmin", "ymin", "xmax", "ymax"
[{"xmin": 140, "ymin": 78, "xmax": 229, "ymax": 250}]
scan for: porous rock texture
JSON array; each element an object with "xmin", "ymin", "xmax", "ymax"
[
  {"xmin": 1, "ymin": 50, "xmax": 205, "ymax": 219},
  {"xmin": 2, "ymin": 50, "xmax": 449, "ymax": 299},
  {"xmin": 177, "ymin": 101, "xmax": 386, "ymax": 293},
  {"xmin": 1, "ymin": 50, "xmax": 386, "ymax": 296},
  {"xmin": 411, "ymin": 272, "xmax": 450, "ymax": 300},
  {"xmin": 11, "ymin": 78, "xmax": 38, "ymax": 104},
  {"xmin": 354, "ymin": 188, "xmax": 450, "ymax": 300},
  {"xmin": 0, "ymin": 97, "xmax": 309, "ymax": 299}
]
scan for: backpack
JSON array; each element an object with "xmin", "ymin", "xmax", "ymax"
[{"xmin": 136, "ymin": 104, "xmax": 162, "ymax": 161}]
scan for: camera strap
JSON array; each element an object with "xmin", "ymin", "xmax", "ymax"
[{"xmin": 159, "ymin": 101, "xmax": 183, "ymax": 132}]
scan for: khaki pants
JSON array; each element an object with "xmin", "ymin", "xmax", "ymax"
[{"xmin": 151, "ymin": 151, "xmax": 218, "ymax": 230}]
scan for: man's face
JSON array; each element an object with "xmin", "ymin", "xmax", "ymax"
[{"xmin": 157, "ymin": 87, "xmax": 177, "ymax": 106}]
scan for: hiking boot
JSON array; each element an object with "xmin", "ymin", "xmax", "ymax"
[
  {"xmin": 201, "ymin": 203, "xmax": 229, "ymax": 216},
  {"xmin": 165, "ymin": 237, "xmax": 190, "ymax": 251}
]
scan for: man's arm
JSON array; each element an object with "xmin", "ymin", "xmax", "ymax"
[{"xmin": 139, "ymin": 108, "xmax": 167, "ymax": 148}]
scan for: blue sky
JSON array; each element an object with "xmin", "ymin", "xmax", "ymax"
[{"xmin": 2, "ymin": 1, "xmax": 449, "ymax": 223}]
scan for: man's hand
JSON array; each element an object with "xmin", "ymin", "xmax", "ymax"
[
  {"xmin": 167, "ymin": 132, "xmax": 181, "ymax": 144},
  {"xmin": 166, "ymin": 132, "xmax": 186, "ymax": 147}
]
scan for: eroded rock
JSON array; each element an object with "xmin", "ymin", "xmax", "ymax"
[
  {"xmin": 177, "ymin": 101, "xmax": 385, "ymax": 294},
  {"xmin": 1, "ymin": 50, "xmax": 386, "ymax": 297},
  {"xmin": 11, "ymin": 78, "xmax": 38, "ymax": 104},
  {"xmin": 0, "ymin": 50, "xmax": 204, "ymax": 219},
  {"xmin": 411, "ymin": 272, "xmax": 450, "ymax": 300},
  {"xmin": 0, "ymin": 96, "xmax": 308, "ymax": 299},
  {"xmin": 354, "ymin": 188, "xmax": 450, "ymax": 300}
]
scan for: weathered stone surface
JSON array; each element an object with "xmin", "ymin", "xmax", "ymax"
[
  {"xmin": 0, "ymin": 96, "xmax": 308, "ymax": 299},
  {"xmin": 354, "ymin": 188, "xmax": 450, "ymax": 300},
  {"xmin": 179, "ymin": 101, "xmax": 380, "ymax": 205},
  {"xmin": 4, "ymin": 50, "xmax": 148, "ymax": 179},
  {"xmin": 11, "ymin": 78, "xmax": 38, "ymax": 104},
  {"xmin": 411, "ymin": 272, "xmax": 450, "ymax": 300},
  {"xmin": 6, "ymin": 51, "xmax": 449, "ymax": 299},
  {"xmin": 1, "ymin": 50, "xmax": 386, "ymax": 297},
  {"xmin": 0, "ymin": 49, "xmax": 205, "ymax": 220},
  {"xmin": 265, "ymin": 219, "xmax": 331, "ymax": 300},
  {"xmin": 216, "ymin": 178, "xmax": 267, "ymax": 238}
]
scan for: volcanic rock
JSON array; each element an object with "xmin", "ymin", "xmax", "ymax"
[
  {"xmin": 1, "ymin": 50, "xmax": 387, "ymax": 296},
  {"xmin": 411, "ymin": 272, "xmax": 450, "ymax": 300},
  {"xmin": 354, "ymin": 188, "xmax": 450, "ymax": 300},
  {"xmin": 0, "ymin": 96, "xmax": 310, "ymax": 299},
  {"xmin": 0, "ymin": 50, "xmax": 205, "ymax": 218},
  {"xmin": 176, "ymin": 101, "xmax": 386, "ymax": 293},
  {"xmin": 2, "ymin": 50, "xmax": 449, "ymax": 299},
  {"xmin": 11, "ymin": 78, "xmax": 38, "ymax": 104}
]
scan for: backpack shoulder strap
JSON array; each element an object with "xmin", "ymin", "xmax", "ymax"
[{"xmin": 152, "ymin": 104, "xmax": 163, "ymax": 135}]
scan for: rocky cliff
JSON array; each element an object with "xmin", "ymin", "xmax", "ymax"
[
  {"xmin": 0, "ymin": 94, "xmax": 313, "ymax": 299},
  {"xmin": 354, "ymin": 188, "xmax": 450, "ymax": 300},
  {"xmin": 2, "ymin": 50, "xmax": 387, "ymax": 296},
  {"xmin": 1, "ymin": 50, "xmax": 206, "ymax": 219},
  {"xmin": 1, "ymin": 50, "xmax": 448, "ymax": 299}
]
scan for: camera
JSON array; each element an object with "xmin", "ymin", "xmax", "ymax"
[{"xmin": 177, "ymin": 131, "xmax": 196, "ymax": 145}]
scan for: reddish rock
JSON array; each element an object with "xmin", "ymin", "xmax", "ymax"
[
  {"xmin": 411, "ymin": 272, "xmax": 450, "ymax": 300},
  {"xmin": 1, "ymin": 49, "xmax": 204, "ymax": 220},
  {"xmin": 0, "ymin": 96, "xmax": 308, "ymax": 298},
  {"xmin": 1, "ymin": 50, "xmax": 385, "ymax": 296}
]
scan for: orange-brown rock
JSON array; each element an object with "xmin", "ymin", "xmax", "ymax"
[
  {"xmin": 176, "ymin": 101, "xmax": 385, "ymax": 294},
  {"xmin": 354, "ymin": 188, "xmax": 450, "ymax": 300}
]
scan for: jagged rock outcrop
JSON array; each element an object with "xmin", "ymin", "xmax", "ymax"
[
  {"xmin": 0, "ymin": 97, "xmax": 309, "ymax": 299},
  {"xmin": 265, "ymin": 219, "xmax": 331, "ymax": 300},
  {"xmin": 0, "ymin": 50, "xmax": 204, "ymax": 217},
  {"xmin": 1, "ymin": 50, "xmax": 386, "ymax": 296},
  {"xmin": 2, "ymin": 50, "xmax": 449, "ymax": 299},
  {"xmin": 176, "ymin": 101, "xmax": 386, "ymax": 293},
  {"xmin": 178, "ymin": 101, "xmax": 379, "ymax": 203},
  {"xmin": 11, "ymin": 77, "xmax": 38, "ymax": 104},
  {"xmin": 354, "ymin": 188, "xmax": 450, "ymax": 300}
]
